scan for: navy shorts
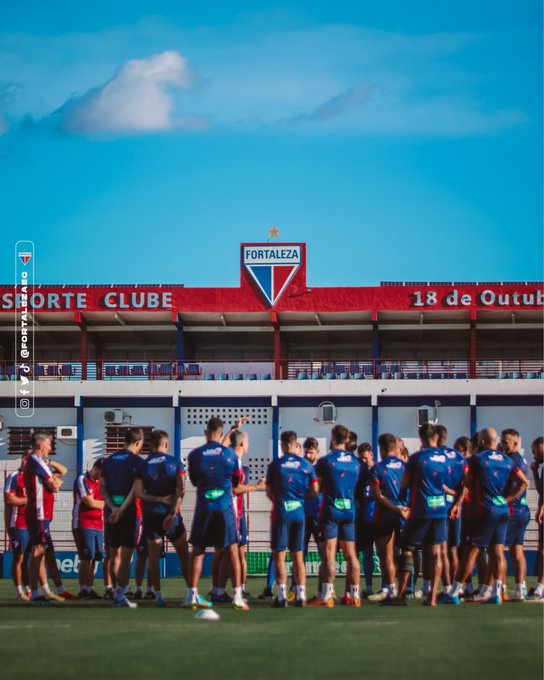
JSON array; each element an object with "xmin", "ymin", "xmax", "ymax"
[
  {"xmin": 506, "ymin": 511, "xmax": 531, "ymax": 547},
  {"xmin": 73, "ymin": 528, "xmax": 104, "ymax": 561},
  {"xmin": 460, "ymin": 516, "xmax": 474, "ymax": 546},
  {"xmin": 400, "ymin": 517, "xmax": 447, "ymax": 548},
  {"xmin": 447, "ymin": 518, "xmax": 462, "ymax": 548},
  {"xmin": 320, "ymin": 517, "xmax": 356, "ymax": 542},
  {"xmin": 143, "ymin": 513, "xmax": 186, "ymax": 542},
  {"xmin": 106, "ymin": 514, "xmax": 139, "ymax": 549},
  {"xmin": 10, "ymin": 528, "xmax": 30, "ymax": 556},
  {"xmin": 372, "ymin": 520, "xmax": 403, "ymax": 544},
  {"xmin": 304, "ymin": 516, "xmax": 324, "ymax": 551},
  {"xmin": 472, "ymin": 510, "xmax": 508, "ymax": 548},
  {"xmin": 238, "ymin": 513, "xmax": 249, "ymax": 547},
  {"xmin": 356, "ymin": 521, "xmax": 376, "ymax": 551},
  {"xmin": 190, "ymin": 505, "xmax": 238, "ymax": 549},
  {"xmin": 271, "ymin": 516, "xmax": 305, "ymax": 552},
  {"xmin": 28, "ymin": 519, "xmax": 54, "ymax": 550}
]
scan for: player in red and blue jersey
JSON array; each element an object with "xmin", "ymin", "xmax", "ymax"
[
  {"xmin": 369, "ymin": 433, "xmax": 409, "ymax": 604},
  {"xmin": 4, "ymin": 451, "xmax": 30, "ymax": 600},
  {"xmin": 527, "ymin": 436, "xmax": 544, "ymax": 601},
  {"xmin": 450, "ymin": 427, "xmax": 528, "ymax": 604},
  {"xmin": 436, "ymin": 425, "xmax": 466, "ymax": 602},
  {"xmin": 184, "ymin": 417, "xmax": 248, "ymax": 610},
  {"xmin": 396, "ymin": 423, "xmax": 449, "ymax": 607},
  {"xmin": 72, "ymin": 458, "xmax": 105, "ymax": 599},
  {"xmin": 23, "ymin": 431, "xmax": 63, "ymax": 605},
  {"xmin": 309, "ymin": 424, "xmax": 361, "ymax": 608},
  {"xmin": 100, "ymin": 427, "xmax": 145, "ymax": 608},
  {"xmin": 134, "ymin": 429, "xmax": 190, "ymax": 607},
  {"xmin": 266, "ymin": 431, "xmax": 318, "ymax": 607},
  {"xmin": 501, "ymin": 428, "xmax": 531, "ymax": 601}
]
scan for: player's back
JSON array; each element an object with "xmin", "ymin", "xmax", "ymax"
[
  {"xmin": 101, "ymin": 449, "xmax": 141, "ymax": 516},
  {"xmin": 23, "ymin": 454, "xmax": 54, "ymax": 521},
  {"xmin": 6, "ymin": 471, "xmax": 27, "ymax": 529},
  {"xmin": 371, "ymin": 456, "xmax": 406, "ymax": 522},
  {"xmin": 407, "ymin": 448, "xmax": 448, "ymax": 519},
  {"xmin": 507, "ymin": 451, "xmax": 529, "ymax": 516},
  {"xmin": 139, "ymin": 451, "xmax": 183, "ymax": 515},
  {"xmin": 317, "ymin": 449, "xmax": 360, "ymax": 518},
  {"xmin": 188, "ymin": 441, "xmax": 238, "ymax": 508},
  {"xmin": 267, "ymin": 454, "xmax": 314, "ymax": 520},
  {"xmin": 470, "ymin": 449, "xmax": 516, "ymax": 514},
  {"xmin": 72, "ymin": 473, "xmax": 103, "ymax": 530}
]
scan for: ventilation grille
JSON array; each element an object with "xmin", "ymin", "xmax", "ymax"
[
  {"xmin": 8, "ymin": 427, "xmax": 57, "ymax": 456},
  {"xmin": 104, "ymin": 426, "xmax": 154, "ymax": 456},
  {"xmin": 185, "ymin": 407, "xmax": 270, "ymax": 427}
]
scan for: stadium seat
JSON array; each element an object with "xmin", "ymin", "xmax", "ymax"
[
  {"xmin": 498, "ymin": 372, "xmax": 508, "ymax": 379},
  {"xmin": 540, "ymin": 372, "xmax": 544, "ymax": 379},
  {"xmin": 339, "ymin": 372, "xmax": 349, "ymax": 380},
  {"xmin": 512, "ymin": 372, "xmax": 523, "ymax": 379},
  {"xmin": 297, "ymin": 371, "xmax": 308, "ymax": 380},
  {"xmin": 352, "ymin": 372, "xmax": 363, "ymax": 379},
  {"xmin": 526, "ymin": 372, "xmax": 537, "ymax": 379},
  {"xmin": 131, "ymin": 365, "xmax": 145, "ymax": 376},
  {"xmin": 325, "ymin": 372, "xmax": 336, "ymax": 380},
  {"xmin": 218, "ymin": 373, "xmax": 229, "ymax": 380},
  {"xmin": 34, "ymin": 364, "xmax": 45, "ymax": 376},
  {"xmin": 456, "ymin": 372, "xmax": 468, "ymax": 379},
  {"xmin": 311, "ymin": 372, "xmax": 321, "ymax": 380},
  {"xmin": 204, "ymin": 373, "xmax": 215, "ymax": 380},
  {"xmin": 246, "ymin": 373, "xmax": 257, "ymax": 380},
  {"xmin": 105, "ymin": 365, "xmax": 117, "ymax": 378},
  {"xmin": 260, "ymin": 373, "xmax": 271, "ymax": 380}
]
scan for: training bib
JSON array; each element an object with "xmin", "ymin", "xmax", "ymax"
[
  {"xmin": 334, "ymin": 498, "xmax": 352, "ymax": 511},
  {"xmin": 426, "ymin": 495, "xmax": 446, "ymax": 509},
  {"xmin": 204, "ymin": 489, "xmax": 225, "ymax": 501},
  {"xmin": 492, "ymin": 495, "xmax": 507, "ymax": 507},
  {"xmin": 112, "ymin": 495, "xmax": 126, "ymax": 507},
  {"xmin": 445, "ymin": 494, "xmax": 455, "ymax": 504},
  {"xmin": 283, "ymin": 500, "xmax": 303, "ymax": 513}
]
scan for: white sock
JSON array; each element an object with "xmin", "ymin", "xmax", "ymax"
[
  {"xmin": 121, "ymin": 585, "xmax": 129, "ymax": 596},
  {"xmin": 350, "ymin": 585, "xmax": 360, "ymax": 599},
  {"xmin": 41, "ymin": 583, "xmax": 51, "ymax": 596},
  {"xmin": 422, "ymin": 579, "xmax": 430, "ymax": 594},
  {"xmin": 216, "ymin": 587, "xmax": 226, "ymax": 596},
  {"xmin": 480, "ymin": 584, "xmax": 492, "ymax": 598},
  {"xmin": 16, "ymin": 585, "xmax": 23, "ymax": 596},
  {"xmin": 105, "ymin": 585, "xmax": 112, "ymax": 592},
  {"xmin": 278, "ymin": 584, "xmax": 287, "ymax": 601},
  {"xmin": 57, "ymin": 585, "xmax": 65, "ymax": 595},
  {"xmin": 296, "ymin": 585, "xmax": 306, "ymax": 600},
  {"xmin": 80, "ymin": 585, "xmax": 86, "ymax": 593},
  {"xmin": 155, "ymin": 590, "xmax": 163, "ymax": 599},
  {"xmin": 189, "ymin": 587, "xmax": 198, "ymax": 600},
  {"xmin": 387, "ymin": 583, "xmax": 397, "ymax": 597},
  {"xmin": 135, "ymin": 586, "xmax": 142, "ymax": 594},
  {"xmin": 322, "ymin": 583, "xmax": 334, "ymax": 600},
  {"xmin": 242, "ymin": 583, "xmax": 247, "ymax": 591},
  {"xmin": 491, "ymin": 580, "xmax": 502, "ymax": 598},
  {"xmin": 146, "ymin": 586, "xmax": 153, "ymax": 594},
  {"xmin": 233, "ymin": 586, "xmax": 244, "ymax": 604},
  {"xmin": 514, "ymin": 582, "xmax": 524, "ymax": 595},
  {"xmin": 535, "ymin": 583, "xmax": 544, "ymax": 596},
  {"xmin": 86, "ymin": 585, "xmax": 93, "ymax": 592},
  {"xmin": 464, "ymin": 582, "xmax": 474, "ymax": 594}
]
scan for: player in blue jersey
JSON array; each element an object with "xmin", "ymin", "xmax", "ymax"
[
  {"xmin": 266, "ymin": 431, "xmax": 318, "ymax": 607},
  {"xmin": 396, "ymin": 424, "xmax": 450, "ymax": 607},
  {"xmin": 356, "ymin": 442, "xmax": 378, "ymax": 598},
  {"xmin": 300, "ymin": 437, "xmax": 326, "ymax": 600},
  {"xmin": 369, "ymin": 433, "xmax": 409, "ymax": 604},
  {"xmin": 501, "ymin": 428, "xmax": 531, "ymax": 601},
  {"xmin": 436, "ymin": 425, "xmax": 466, "ymax": 601},
  {"xmin": 133, "ymin": 429, "xmax": 191, "ymax": 607},
  {"xmin": 450, "ymin": 427, "xmax": 528, "ymax": 605},
  {"xmin": 100, "ymin": 428, "xmax": 145, "ymax": 608},
  {"xmin": 183, "ymin": 417, "xmax": 248, "ymax": 610},
  {"xmin": 308, "ymin": 424, "xmax": 361, "ymax": 607}
]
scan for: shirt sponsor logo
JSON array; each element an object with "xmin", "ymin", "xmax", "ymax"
[
  {"xmin": 337, "ymin": 453, "xmax": 353, "ymax": 463},
  {"xmin": 429, "ymin": 455, "xmax": 447, "ymax": 463},
  {"xmin": 203, "ymin": 448, "xmax": 223, "ymax": 456},
  {"xmin": 282, "ymin": 460, "xmax": 302, "ymax": 469}
]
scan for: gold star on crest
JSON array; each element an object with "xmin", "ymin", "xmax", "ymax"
[{"xmin": 267, "ymin": 225, "xmax": 280, "ymax": 239}]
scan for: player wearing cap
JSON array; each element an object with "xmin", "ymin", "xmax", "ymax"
[
  {"xmin": 396, "ymin": 424, "xmax": 450, "ymax": 607},
  {"xmin": 266, "ymin": 431, "xmax": 318, "ymax": 607},
  {"xmin": 449, "ymin": 427, "xmax": 528, "ymax": 605},
  {"xmin": 183, "ymin": 417, "xmax": 248, "ymax": 610},
  {"xmin": 4, "ymin": 451, "xmax": 31, "ymax": 600},
  {"xmin": 73, "ymin": 458, "xmax": 105, "ymax": 599},
  {"xmin": 134, "ymin": 429, "xmax": 191, "ymax": 607},
  {"xmin": 308, "ymin": 424, "xmax": 361, "ymax": 608},
  {"xmin": 100, "ymin": 427, "xmax": 145, "ymax": 608}
]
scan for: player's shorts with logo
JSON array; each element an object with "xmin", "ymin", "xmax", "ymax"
[
  {"xmin": 143, "ymin": 513, "xmax": 186, "ymax": 542},
  {"xmin": 190, "ymin": 503, "xmax": 238, "ymax": 549},
  {"xmin": 28, "ymin": 519, "xmax": 55, "ymax": 550},
  {"xmin": 505, "ymin": 508, "xmax": 531, "ymax": 547},
  {"xmin": 73, "ymin": 528, "xmax": 104, "ymax": 561},
  {"xmin": 472, "ymin": 508, "xmax": 509, "ymax": 547},
  {"xmin": 400, "ymin": 517, "xmax": 447, "ymax": 548},
  {"xmin": 320, "ymin": 501, "xmax": 356, "ymax": 542},
  {"xmin": 271, "ymin": 515, "xmax": 305, "ymax": 552},
  {"xmin": 9, "ymin": 527, "xmax": 30, "ymax": 555}
]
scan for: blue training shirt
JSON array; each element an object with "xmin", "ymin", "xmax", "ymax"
[
  {"xmin": 468, "ymin": 449, "xmax": 519, "ymax": 516},
  {"xmin": 137, "ymin": 451, "xmax": 185, "ymax": 516},
  {"xmin": 440, "ymin": 446, "xmax": 466, "ymax": 509},
  {"xmin": 188, "ymin": 441, "xmax": 241, "ymax": 510},
  {"xmin": 266, "ymin": 453, "xmax": 316, "ymax": 521},
  {"xmin": 316, "ymin": 449, "xmax": 360, "ymax": 521},
  {"xmin": 101, "ymin": 449, "xmax": 143, "ymax": 518},
  {"xmin": 405, "ymin": 447, "xmax": 448, "ymax": 519},
  {"xmin": 369, "ymin": 456, "xmax": 406, "ymax": 523},
  {"xmin": 355, "ymin": 462, "xmax": 376, "ymax": 523},
  {"xmin": 304, "ymin": 463, "xmax": 322, "ymax": 519},
  {"xmin": 507, "ymin": 451, "xmax": 530, "ymax": 517}
]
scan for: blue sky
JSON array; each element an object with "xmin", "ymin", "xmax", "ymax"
[{"xmin": 0, "ymin": 1, "xmax": 541, "ymax": 286}]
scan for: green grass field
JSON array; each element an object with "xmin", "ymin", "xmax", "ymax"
[{"xmin": 0, "ymin": 578, "xmax": 541, "ymax": 680}]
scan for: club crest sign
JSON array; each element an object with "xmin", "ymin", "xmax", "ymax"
[{"xmin": 242, "ymin": 244, "xmax": 302, "ymax": 307}]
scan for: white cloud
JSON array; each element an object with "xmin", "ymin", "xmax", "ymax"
[{"xmin": 59, "ymin": 51, "xmax": 196, "ymax": 133}]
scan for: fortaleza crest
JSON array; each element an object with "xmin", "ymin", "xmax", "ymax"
[
  {"xmin": 242, "ymin": 244, "xmax": 302, "ymax": 307},
  {"xmin": 18, "ymin": 252, "xmax": 32, "ymax": 266}
]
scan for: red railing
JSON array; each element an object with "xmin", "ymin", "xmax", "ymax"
[{"xmin": 0, "ymin": 358, "xmax": 542, "ymax": 381}]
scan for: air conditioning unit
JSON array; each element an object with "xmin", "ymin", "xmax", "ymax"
[
  {"xmin": 56, "ymin": 426, "xmax": 77, "ymax": 440},
  {"xmin": 416, "ymin": 401, "xmax": 440, "ymax": 427},
  {"xmin": 319, "ymin": 402, "xmax": 337, "ymax": 424},
  {"xmin": 104, "ymin": 409, "xmax": 126, "ymax": 425}
]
